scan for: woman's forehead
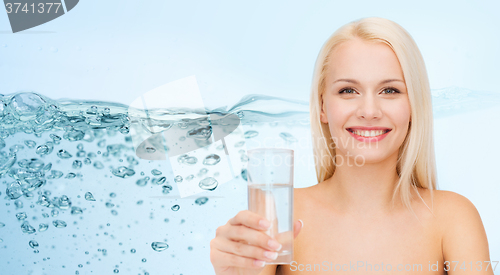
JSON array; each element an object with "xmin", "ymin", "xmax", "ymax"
[{"xmin": 326, "ymin": 39, "xmax": 404, "ymax": 84}]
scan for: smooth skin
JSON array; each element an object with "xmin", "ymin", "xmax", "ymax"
[{"xmin": 210, "ymin": 37, "xmax": 493, "ymax": 275}]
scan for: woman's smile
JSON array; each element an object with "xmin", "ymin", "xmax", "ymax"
[{"xmin": 346, "ymin": 126, "xmax": 392, "ymax": 142}]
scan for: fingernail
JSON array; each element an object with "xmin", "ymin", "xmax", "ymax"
[
  {"xmin": 268, "ymin": 239, "xmax": 282, "ymax": 251},
  {"xmin": 264, "ymin": 251, "xmax": 278, "ymax": 260},
  {"xmin": 299, "ymin": 219, "xmax": 304, "ymax": 228},
  {"xmin": 259, "ymin": 219, "xmax": 270, "ymax": 229},
  {"xmin": 254, "ymin": 260, "xmax": 266, "ymax": 267}
]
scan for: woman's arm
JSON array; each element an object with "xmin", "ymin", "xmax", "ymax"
[{"xmin": 440, "ymin": 191, "xmax": 494, "ymax": 275}]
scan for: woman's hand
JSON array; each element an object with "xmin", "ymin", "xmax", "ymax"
[{"xmin": 210, "ymin": 210, "xmax": 303, "ymax": 275}]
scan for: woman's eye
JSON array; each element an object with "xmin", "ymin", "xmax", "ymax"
[
  {"xmin": 382, "ymin": 88, "xmax": 400, "ymax": 94},
  {"xmin": 339, "ymin": 88, "xmax": 356, "ymax": 94}
]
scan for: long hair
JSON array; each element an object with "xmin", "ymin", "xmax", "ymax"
[{"xmin": 309, "ymin": 17, "xmax": 438, "ymax": 215}]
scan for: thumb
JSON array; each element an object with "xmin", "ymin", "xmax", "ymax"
[{"xmin": 293, "ymin": 219, "xmax": 303, "ymax": 239}]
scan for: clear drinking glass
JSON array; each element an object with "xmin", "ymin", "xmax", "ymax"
[{"xmin": 247, "ymin": 148, "xmax": 294, "ymax": 265}]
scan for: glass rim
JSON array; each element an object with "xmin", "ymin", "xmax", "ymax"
[{"xmin": 246, "ymin": 147, "xmax": 294, "ymax": 155}]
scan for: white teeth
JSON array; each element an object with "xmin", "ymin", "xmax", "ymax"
[{"xmin": 351, "ymin": 130, "xmax": 386, "ymax": 137}]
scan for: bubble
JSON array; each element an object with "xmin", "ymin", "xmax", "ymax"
[
  {"xmin": 145, "ymin": 147, "xmax": 156, "ymax": 153},
  {"xmin": 130, "ymin": 248, "xmax": 136, "ymax": 253},
  {"xmin": 185, "ymin": 174, "xmax": 194, "ymax": 181},
  {"xmin": 71, "ymin": 207, "xmax": 83, "ymax": 215},
  {"xmin": 16, "ymin": 212, "xmax": 27, "ymax": 220},
  {"xmin": 21, "ymin": 221, "xmax": 36, "ymax": 234},
  {"xmin": 24, "ymin": 140, "xmax": 36, "ymax": 148},
  {"xmin": 151, "ymin": 241, "xmax": 169, "ymax": 252},
  {"xmin": 111, "ymin": 210, "xmax": 118, "ymax": 216},
  {"xmin": 186, "ymin": 126, "xmax": 212, "ymax": 140},
  {"xmin": 171, "ymin": 205, "xmax": 180, "ymax": 211},
  {"xmin": 151, "ymin": 169, "xmax": 162, "ymax": 176},
  {"xmin": 29, "ymin": 240, "xmax": 39, "ymax": 248},
  {"xmin": 53, "ymin": 220, "xmax": 67, "ymax": 228},
  {"xmin": 151, "ymin": 177, "xmax": 166, "ymax": 185},
  {"xmin": 241, "ymin": 169, "xmax": 248, "ymax": 181},
  {"xmin": 110, "ymin": 192, "xmax": 116, "ymax": 198},
  {"xmin": 195, "ymin": 197, "xmax": 208, "ymax": 205},
  {"xmin": 50, "ymin": 134, "xmax": 62, "ymax": 144},
  {"xmin": 39, "ymin": 223, "xmax": 48, "ymax": 232},
  {"xmin": 177, "ymin": 154, "xmax": 197, "ymax": 165},
  {"xmin": 244, "ymin": 130, "xmax": 259, "ymax": 139},
  {"xmin": 136, "ymin": 177, "xmax": 149, "ymax": 187},
  {"xmin": 84, "ymin": 192, "xmax": 95, "ymax": 201},
  {"xmin": 279, "ymin": 132, "xmax": 297, "ymax": 142},
  {"xmin": 57, "ymin": 149, "xmax": 73, "ymax": 159},
  {"xmin": 142, "ymin": 258, "xmax": 147, "ymax": 262},
  {"xmin": 93, "ymin": 161, "xmax": 104, "ymax": 169},
  {"xmin": 162, "ymin": 185, "xmax": 172, "ymax": 194},
  {"xmin": 202, "ymin": 154, "xmax": 220, "ymax": 165},
  {"xmin": 113, "ymin": 269, "xmax": 119, "ymax": 273},
  {"xmin": 0, "ymin": 222, "xmax": 5, "ymax": 228},
  {"xmin": 111, "ymin": 166, "xmax": 135, "ymax": 178},
  {"xmin": 72, "ymin": 160, "xmax": 82, "ymax": 169},
  {"xmin": 105, "ymin": 202, "xmax": 114, "ymax": 208},
  {"xmin": 174, "ymin": 175, "xmax": 183, "ymax": 183},
  {"xmin": 51, "ymin": 209, "xmax": 59, "ymax": 217},
  {"xmin": 199, "ymin": 177, "xmax": 218, "ymax": 191},
  {"xmin": 234, "ymin": 141, "xmax": 245, "ymax": 147},
  {"xmin": 6, "ymin": 181, "xmax": 23, "ymax": 200}
]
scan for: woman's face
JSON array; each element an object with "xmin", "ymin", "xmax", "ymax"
[{"xmin": 320, "ymin": 38, "xmax": 411, "ymax": 164}]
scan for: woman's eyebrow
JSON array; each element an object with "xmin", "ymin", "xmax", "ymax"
[{"xmin": 332, "ymin": 78, "xmax": 405, "ymax": 85}]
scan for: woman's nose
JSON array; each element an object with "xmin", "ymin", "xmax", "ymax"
[{"xmin": 356, "ymin": 94, "xmax": 382, "ymax": 120}]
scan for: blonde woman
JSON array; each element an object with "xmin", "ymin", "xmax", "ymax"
[{"xmin": 210, "ymin": 17, "xmax": 493, "ymax": 275}]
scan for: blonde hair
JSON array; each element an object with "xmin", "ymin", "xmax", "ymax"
[{"xmin": 309, "ymin": 17, "xmax": 438, "ymax": 215}]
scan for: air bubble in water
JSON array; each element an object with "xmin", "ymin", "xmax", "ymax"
[
  {"xmin": 29, "ymin": 240, "xmax": 39, "ymax": 248},
  {"xmin": 16, "ymin": 212, "xmax": 27, "ymax": 220},
  {"xmin": 57, "ymin": 149, "xmax": 72, "ymax": 159},
  {"xmin": 151, "ymin": 177, "xmax": 166, "ymax": 185},
  {"xmin": 111, "ymin": 166, "xmax": 135, "ymax": 178},
  {"xmin": 171, "ymin": 205, "xmax": 180, "ymax": 211},
  {"xmin": 186, "ymin": 126, "xmax": 212, "ymax": 140},
  {"xmin": 279, "ymin": 132, "xmax": 297, "ymax": 142},
  {"xmin": 72, "ymin": 160, "xmax": 82, "ymax": 169},
  {"xmin": 199, "ymin": 177, "xmax": 218, "ymax": 191},
  {"xmin": 145, "ymin": 147, "xmax": 156, "ymax": 153},
  {"xmin": 234, "ymin": 141, "xmax": 245, "ymax": 147},
  {"xmin": 93, "ymin": 161, "xmax": 104, "ymax": 169},
  {"xmin": 151, "ymin": 241, "xmax": 169, "ymax": 252},
  {"xmin": 53, "ymin": 220, "xmax": 67, "ymax": 228},
  {"xmin": 195, "ymin": 197, "xmax": 208, "ymax": 205},
  {"xmin": 162, "ymin": 185, "xmax": 172, "ymax": 194},
  {"xmin": 151, "ymin": 169, "xmax": 162, "ymax": 176},
  {"xmin": 136, "ymin": 177, "xmax": 149, "ymax": 187},
  {"xmin": 244, "ymin": 130, "xmax": 258, "ymax": 139},
  {"xmin": 203, "ymin": 154, "xmax": 220, "ymax": 165},
  {"xmin": 39, "ymin": 223, "xmax": 48, "ymax": 232},
  {"xmin": 174, "ymin": 175, "xmax": 182, "ymax": 183},
  {"xmin": 177, "ymin": 154, "xmax": 197, "ymax": 165},
  {"xmin": 6, "ymin": 181, "xmax": 23, "ymax": 200},
  {"xmin": 21, "ymin": 221, "xmax": 36, "ymax": 234},
  {"xmin": 85, "ymin": 192, "xmax": 96, "ymax": 201},
  {"xmin": 24, "ymin": 140, "xmax": 36, "ymax": 148}
]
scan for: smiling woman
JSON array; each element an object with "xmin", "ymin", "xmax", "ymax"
[{"xmin": 209, "ymin": 16, "xmax": 494, "ymax": 275}]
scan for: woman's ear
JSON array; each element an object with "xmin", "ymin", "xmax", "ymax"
[{"xmin": 319, "ymin": 98, "xmax": 328, "ymax": 124}]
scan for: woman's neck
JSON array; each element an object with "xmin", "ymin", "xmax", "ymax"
[{"xmin": 318, "ymin": 150, "xmax": 402, "ymax": 216}]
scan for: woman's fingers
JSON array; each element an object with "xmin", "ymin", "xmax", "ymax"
[
  {"xmin": 293, "ymin": 219, "xmax": 303, "ymax": 239},
  {"xmin": 223, "ymin": 224, "xmax": 282, "ymax": 251},
  {"xmin": 211, "ymin": 237, "xmax": 280, "ymax": 263},
  {"xmin": 228, "ymin": 210, "xmax": 272, "ymax": 231},
  {"xmin": 211, "ymin": 248, "xmax": 268, "ymax": 269}
]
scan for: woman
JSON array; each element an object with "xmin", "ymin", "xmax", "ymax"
[{"xmin": 210, "ymin": 17, "xmax": 493, "ymax": 275}]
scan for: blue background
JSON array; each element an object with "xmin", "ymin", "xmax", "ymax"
[{"xmin": 0, "ymin": 0, "xmax": 499, "ymax": 274}]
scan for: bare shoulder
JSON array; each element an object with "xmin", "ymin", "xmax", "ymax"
[{"xmin": 427, "ymin": 190, "xmax": 492, "ymax": 271}]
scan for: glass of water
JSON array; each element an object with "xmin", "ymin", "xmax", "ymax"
[{"xmin": 247, "ymin": 148, "xmax": 294, "ymax": 265}]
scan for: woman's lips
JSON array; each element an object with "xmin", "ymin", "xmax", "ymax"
[{"xmin": 346, "ymin": 129, "xmax": 391, "ymax": 142}]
